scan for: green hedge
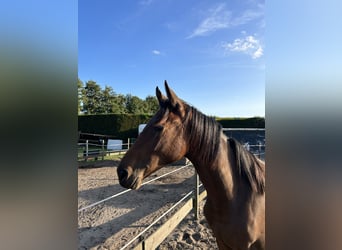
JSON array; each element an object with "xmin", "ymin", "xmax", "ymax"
[
  {"xmin": 78, "ymin": 114, "xmax": 265, "ymax": 140},
  {"xmin": 78, "ymin": 114, "xmax": 152, "ymax": 139},
  {"xmin": 216, "ymin": 117, "xmax": 265, "ymax": 128}
]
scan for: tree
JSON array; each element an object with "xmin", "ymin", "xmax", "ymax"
[
  {"xmin": 112, "ymin": 94, "xmax": 127, "ymax": 114},
  {"xmin": 83, "ymin": 80, "xmax": 103, "ymax": 114},
  {"xmin": 77, "ymin": 78, "xmax": 84, "ymax": 114},
  {"xmin": 144, "ymin": 95, "xmax": 159, "ymax": 114},
  {"xmin": 101, "ymin": 86, "xmax": 116, "ymax": 114},
  {"xmin": 125, "ymin": 94, "xmax": 145, "ymax": 114},
  {"xmin": 78, "ymin": 78, "xmax": 159, "ymax": 115}
]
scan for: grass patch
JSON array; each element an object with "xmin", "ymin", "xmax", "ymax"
[{"xmin": 78, "ymin": 149, "xmax": 126, "ymax": 162}]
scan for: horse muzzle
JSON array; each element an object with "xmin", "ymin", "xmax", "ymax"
[{"xmin": 117, "ymin": 167, "xmax": 142, "ymax": 190}]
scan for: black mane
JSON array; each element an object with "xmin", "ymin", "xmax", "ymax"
[
  {"xmin": 183, "ymin": 104, "xmax": 265, "ymax": 194},
  {"xmin": 228, "ymin": 138, "xmax": 265, "ymax": 194},
  {"xmin": 185, "ymin": 106, "xmax": 222, "ymax": 165}
]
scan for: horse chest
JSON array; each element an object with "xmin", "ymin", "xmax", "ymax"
[{"xmin": 204, "ymin": 199, "xmax": 255, "ymax": 249}]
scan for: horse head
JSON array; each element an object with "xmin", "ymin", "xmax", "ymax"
[{"xmin": 117, "ymin": 81, "xmax": 188, "ymax": 189}]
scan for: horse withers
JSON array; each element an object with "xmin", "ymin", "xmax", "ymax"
[{"xmin": 117, "ymin": 81, "xmax": 265, "ymax": 250}]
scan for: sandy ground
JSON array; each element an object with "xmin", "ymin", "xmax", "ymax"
[{"xmin": 78, "ymin": 160, "xmax": 218, "ymax": 250}]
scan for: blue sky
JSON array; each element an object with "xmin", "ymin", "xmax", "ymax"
[{"xmin": 79, "ymin": 0, "xmax": 265, "ymax": 117}]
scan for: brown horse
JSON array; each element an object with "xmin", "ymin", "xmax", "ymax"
[{"xmin": 117, "ymin": 81, "xmax": 265, "ymax": 250}]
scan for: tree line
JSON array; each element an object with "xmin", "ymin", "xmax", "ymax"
[{"xmin": 78, "ymin": 79, "xmax": 159, "ymax": 115}]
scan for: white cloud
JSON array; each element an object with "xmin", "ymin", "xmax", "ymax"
[
  {"xmin": 187, "ymin": 4, "xmax": 264, "ymax": 39},
  {"xmin": 231, "ymin": 9, "xmax": 263, "ymax": 26},
  {"xmin": 253, "ymin": 46, "xmax": 263, "ymax": 59},
  {"xmin": 152, "ymin": 50, "xmax": 161, "ymax": 55},
  {"xmin": 140, "ymin": 0, "xmax": 153, "ymax": 5},
  {"xmin": 187, "ymin": 4, "xmax": 231, "ymax": 39},
  {"xmin": 222, "ymin": 35, "xmax": 263, "ymax": 59}
]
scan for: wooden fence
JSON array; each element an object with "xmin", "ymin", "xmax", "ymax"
[{"xmin": 127, "ymin": 174, "xmax": 207, "ymax": 250}]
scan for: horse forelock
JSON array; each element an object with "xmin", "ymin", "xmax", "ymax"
[
  {"xmin": 228, "ymin": 138, "xmax": 265, "ymax": 194},
  {"xmin": 185, "ymin": 105, "xmax": 222, "ymax": 165}
]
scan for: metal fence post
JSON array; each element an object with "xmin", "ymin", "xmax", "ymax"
[
  {"xmin": 127, "ymin": 138, "xmax": 130, "ymax": 150},
  {"xmin": 193, "ymin": 173, "xmax": 199, "ymax": 221},
  {"xmin": 102, "ymin": 139, "xmax": 105, "ymax": 160},
  {"xmin": 85, "ymin": 140, "xmax": 89, "ymax": 162},
  {"xmin": 258, "ymin": 141, "xmax": 262, "ymax": 158}
]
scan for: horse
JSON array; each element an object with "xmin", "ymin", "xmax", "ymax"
[{"xmin": 117, "ymin": 81, "xmax": 265, "ymax": 250}]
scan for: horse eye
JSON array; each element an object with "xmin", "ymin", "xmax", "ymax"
[{"xmin": 154, "ymin": 125, "xmax": 164, "ymax": 132}]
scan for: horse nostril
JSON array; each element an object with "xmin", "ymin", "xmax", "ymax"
[{"xmin": 117, "ymin": 168, "xmax": 128, "ymax": 180}]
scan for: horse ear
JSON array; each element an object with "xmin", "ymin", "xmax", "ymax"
[
  {"xmin": 164, "ymin": 80, "xmax": 185, "ymax": 117},
  {"xmin": 164, "ymin": 80, "xmax": 179, "ymax": 108},
  {"xmin": 156, "ymin": 86, "xmax": 167, "ymax": 107}
]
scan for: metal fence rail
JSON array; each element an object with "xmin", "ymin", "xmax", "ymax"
[
  {"xmin": 78, "ymin": 162, "xmax": 206, "ymax": 250},
  {"xmin": 78, "ymin": 140, "xmax": 131, "ymax": 161},
  {"xmin": 78, "ymin": 163, "xmax": 192, "ymax": 212}
]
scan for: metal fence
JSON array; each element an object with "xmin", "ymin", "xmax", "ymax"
[
  {"xmin": 78, "ymin": 139, "xmax": 133, "ymax": 161},
  {"xmin": 78, "ymin": 163, "xmax": 206, "ymax": 249},
  {"xmin": 223, "ymin": 128, "xmax": 265, "ymax": 160}
]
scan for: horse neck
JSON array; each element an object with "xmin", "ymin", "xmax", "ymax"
[
  {"xmin": 183, "ymin": 107, "xmax": 247, "ymax": 202},
  {"xmin": 186, "ymin": 133, "xmax": 236, "ymax": 202}
]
